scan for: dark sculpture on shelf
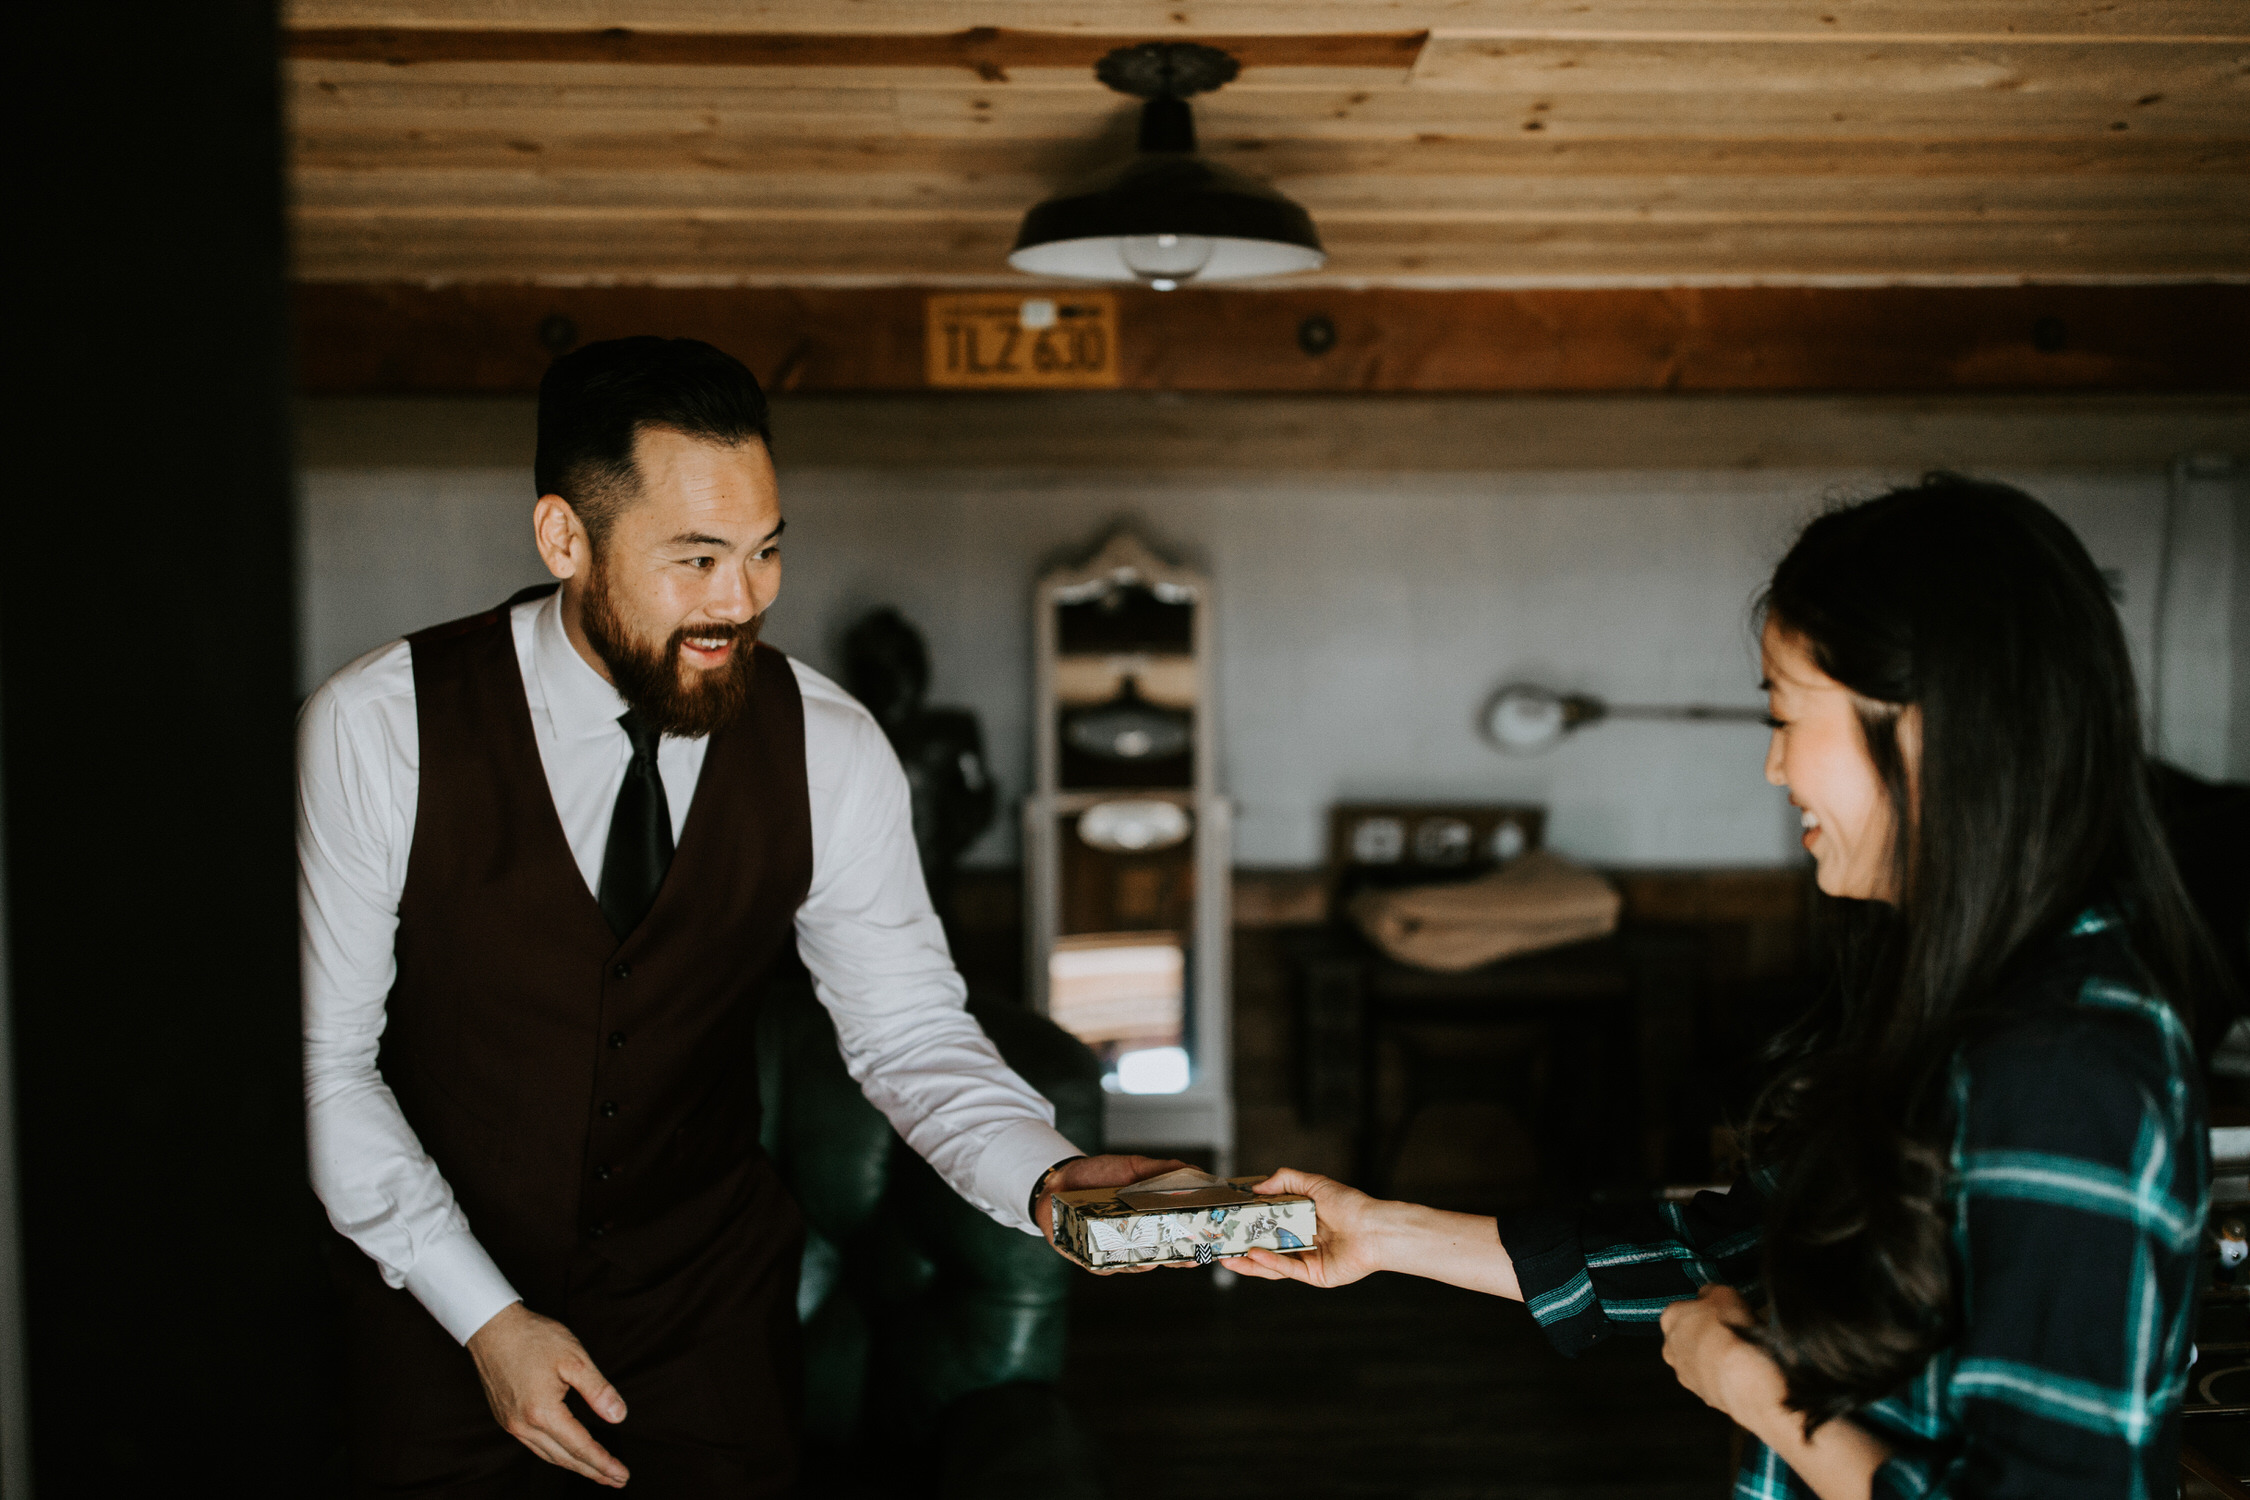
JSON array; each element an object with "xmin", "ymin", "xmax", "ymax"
[{"xmin": 842, "ymin": 608, "xmax": 997, "ymax": 936}]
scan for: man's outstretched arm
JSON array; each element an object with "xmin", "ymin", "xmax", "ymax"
[{"xmin": 791, "ymin": 668, "xmax": 1175, "ymax": 1244}]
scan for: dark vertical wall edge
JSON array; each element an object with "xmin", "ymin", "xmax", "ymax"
[
  {"xmin": 13, "ymin": 1, "xmax": 335, "ymax": 1489},
  {"xmin": 0, "ymin": 624, "xmax": 30, "ymax": 1498}
]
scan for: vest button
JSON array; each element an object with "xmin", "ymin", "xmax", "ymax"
[
  {"xmin": 595, "ymin": 1164, "xmax": 614, "ymax": 1182},
  {"xmin": 587, "ymin": 1221, "xmax": 610, "ymax": 1241},
  {"xmin": 608, "ymin": 1031, "xmax": 627, "ymax": 1049},
  {"xmin": 599, "ymin": 1101, "xmax": 618, "ymax": 1118},
  {"xmin": 612, "ymin": 962, "xmax": 631, "ymax": 980}
]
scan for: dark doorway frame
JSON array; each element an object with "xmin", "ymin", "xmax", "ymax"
[{"xmin": 10, "ymin": 3, "xmax": 335, "ymax": 1489}]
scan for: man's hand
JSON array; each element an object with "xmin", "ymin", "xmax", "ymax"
[
  {"xmin": 465, "ymin": 1302, "xmax": 631, "ymax": 1488},
  {"xmin": 1222, "ymin": 1168, "xmax": 1387, "ymax": 1289},
  {"xmin": 1035, "ymin": 1154, "xmax": 1191, "ymax": 1274}
]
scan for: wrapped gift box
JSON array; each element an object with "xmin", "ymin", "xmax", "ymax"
[{"xmin": 1053, "ymin": 1169, "xmax": 1318, "ymax": 1269}]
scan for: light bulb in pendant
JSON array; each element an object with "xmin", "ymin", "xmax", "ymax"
[{"xmin": 1120, "ymin": 232, "xmax": 1215, "ymax": 289}]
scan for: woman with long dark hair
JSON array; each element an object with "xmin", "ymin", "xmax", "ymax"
[{"xmin": 1233, "ymin": 476, "xmax": 2224, "ymax": 1498}]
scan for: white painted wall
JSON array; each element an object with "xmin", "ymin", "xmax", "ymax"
[
  {"xmin": 2235, "ymin": 487, "xmax": 2250, "ymax": 782},
  {"xmin": 299, "ymin": 460, "xmax": 2219, "ymax": 869},
  {"xmin": 2153, "ymin": 458, "xmax": 2249, "ymax": 783}
]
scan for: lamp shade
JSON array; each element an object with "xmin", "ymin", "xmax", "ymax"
[
  {"xmin": 1009, "ymin": 152, "xmax": 1325, "ymax": 284},
  {"xmin": 1008, "ymin": 86, "xmax": 1324, "ymax": 286}
]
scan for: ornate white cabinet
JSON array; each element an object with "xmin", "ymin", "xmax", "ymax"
[{"xmin": 1023, "ymin": 530, "xmax": 1233, "ymax": 1172}]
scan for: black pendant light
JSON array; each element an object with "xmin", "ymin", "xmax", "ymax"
[{"xmin": 1008, "ymin": 42, "xmax": 1325, "ymax": 288}]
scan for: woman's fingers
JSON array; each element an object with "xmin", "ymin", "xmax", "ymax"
[
  {"xmin": 1662, "ymin": 1288, "xmax": 1719, "ymax": 1341},
  {"xmin": 1657, "ymin": 1284, "xmax": 1763, "ymax": 1412},
  {"xmin": 1239, "ymin": 1247, "xmax": 1325, "ymax": 1284},
  {"xmin": 1699, "ymin": 1282, "xmax": 1754, "ymax": 1325},
  {"xmin": 1664, "ymin": 1283, "xmax": 1744, "ymax": 1333}
]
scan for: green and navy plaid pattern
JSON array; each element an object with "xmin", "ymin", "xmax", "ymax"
[{"xmin": 1499, "ymin": 911, "xmax": 2209, "ymax": 1500}]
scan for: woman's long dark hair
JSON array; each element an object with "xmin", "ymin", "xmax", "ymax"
[{"xmin": 1748, "ymin": 474, "xmax": 2225, "ymax": 1428}]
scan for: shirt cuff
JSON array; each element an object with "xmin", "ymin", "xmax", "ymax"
[
  {"xmin": 1496, "ymin": 1204, "xmax": 1615, "ymax": 1357},
  {"xmin": 975, "ymin": 1118, "xmax": 1085, "ymax": 1235},
  {"xmin": 401, "ymin": 1227, "xmax": 522, "ymax": 1345}
]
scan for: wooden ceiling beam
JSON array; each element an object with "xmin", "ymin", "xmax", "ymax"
[
  {"xmin": 283, "ymin": 77, "xmax": 2250, "ymax": 142},
  {"xmin": 282, "ymin": 2, "xmax": 2250, "ymax": 43},
  {"xmin": 290, "ymin": 167, "xmax": 2248, "ymax": 219},
  {"xmin": 284, "ymin": 26, "xmax": 1430, "ymax": 74},
  {"xmin": 298, "ymin": 390, "xmax": 2250, "ymax": 474},
  {"xmin": 287, "ymin": 134, "xmax": 2250, "ymax": 179},
  {"xmin": 288, "ymin": 212, "xmax": 2250, "ymax": 281},
  {"xmin": 293, "ymin": 284, "xmax": 2250, "ymax": 396}
]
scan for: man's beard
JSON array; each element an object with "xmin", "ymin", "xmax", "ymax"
[{"xmin": 580, "ymin": 563, "xmax": 762, "ymax": 739}]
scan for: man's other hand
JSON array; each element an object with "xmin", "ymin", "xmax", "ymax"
[
  {"xmin": 1035, "ymin": 1154, "xmax": 1192, "ymax": 1273},
  {"xmin": 465, "ymin": 1302, "xmax": 631, "ymax": 1487}
]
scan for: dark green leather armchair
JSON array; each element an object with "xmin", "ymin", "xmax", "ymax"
[{"xmin": 757, "ymin": 971, "xmax": 1106, "ymax": 1496}]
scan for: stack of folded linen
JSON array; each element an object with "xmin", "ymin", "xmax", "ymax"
[{"xmin": 1347, "ymin": 850, "xmax": 1621, "ymax": 973}]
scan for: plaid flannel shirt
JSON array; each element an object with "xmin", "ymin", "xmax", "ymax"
[{"xmin": 1499, "ymin": 911, "xmax": 2210, "ymax": 1500}]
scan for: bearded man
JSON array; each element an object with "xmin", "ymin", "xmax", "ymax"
[{"xmin": 300, "ymin": 337, "xmax": 1170, "ymax": 1496}]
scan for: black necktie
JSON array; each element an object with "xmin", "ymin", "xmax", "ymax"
[{"xmin": 598, "ymin": 711, "xmax": 674, "ymax": 938}]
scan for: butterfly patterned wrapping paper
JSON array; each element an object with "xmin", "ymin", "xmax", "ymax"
[{"xmin": 1052, "ymin": 1169, "xmax": 1318, "ymax": 1270}]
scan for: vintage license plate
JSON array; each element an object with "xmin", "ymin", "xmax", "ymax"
[{"xmin": 925, "ymin": 293, "xmax": 1120, "ymax": 389}]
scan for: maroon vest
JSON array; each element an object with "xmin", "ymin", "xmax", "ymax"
[{"xmin": 382, "ymin": 598, "xmax": 812, "ymax": 1314}]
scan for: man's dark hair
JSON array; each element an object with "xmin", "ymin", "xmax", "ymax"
[{"xmin": 534, "ymin": 336, "xmax": 771, "ymax": 548}]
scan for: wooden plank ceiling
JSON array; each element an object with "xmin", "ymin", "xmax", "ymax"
[{"xmin": 286, "ymin": 1, "xmax": 2250, "ymax": 286}]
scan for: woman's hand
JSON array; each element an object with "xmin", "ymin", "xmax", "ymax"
[
  {"xmin": 1662, "ymin": 1284, "xmax": 1892, "ymax": 1500},
  {"xmin": 1222, "ymin": 1169, "xmax": 1523, "ymax": 1299},
  {"xmin": 1660, "ymin": 1283, "xmax": 1781, "ymax": 1421},
  {"xmin": 1222, "ymin": 1168, "xmax": 1389, "ymax": 1289}
]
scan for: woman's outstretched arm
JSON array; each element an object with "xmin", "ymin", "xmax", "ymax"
[{"xmin": 1223, "ymin": 1169, "xmax": 1522, "ymax": 1300}]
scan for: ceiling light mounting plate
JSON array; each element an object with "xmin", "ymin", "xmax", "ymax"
[{"xmin": 1096, "ymin": 42, "xmax": 1241, "ymax": 101}]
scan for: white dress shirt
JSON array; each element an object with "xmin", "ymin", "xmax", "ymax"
[{"xmin": 300, "ymin": 590, "xmax": 1080, "ymax": 1345}]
